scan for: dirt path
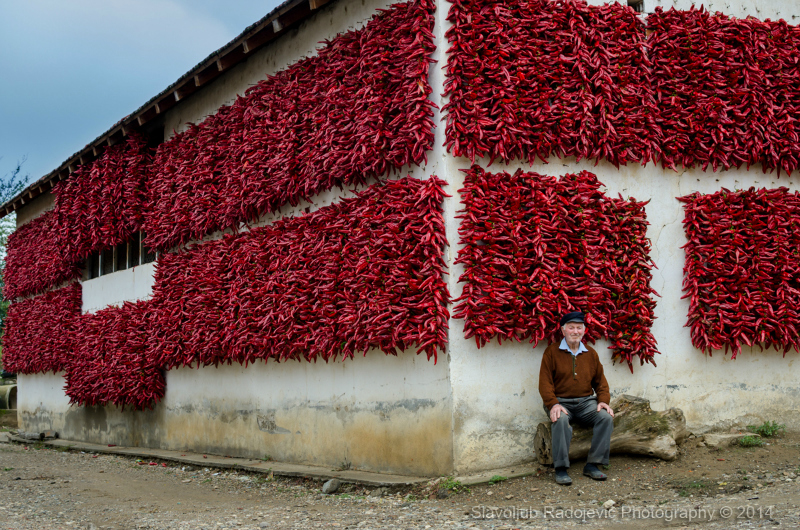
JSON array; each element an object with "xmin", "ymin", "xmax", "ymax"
[{"xmin": 1, "ymin": 432, "xmax": 800, "ymax": 529}]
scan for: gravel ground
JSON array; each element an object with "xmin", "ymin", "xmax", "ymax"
[{"xmin": 2, "ymin": 435, "xmax": 800, "ymax": 529}]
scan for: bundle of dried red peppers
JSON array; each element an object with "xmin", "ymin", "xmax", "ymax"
[
  {"xmin": 680, "ymin": 188, "xmax": 800, "ymax": 358},
  {"xmin": 150, "ymin": 176, "xmax": 450, "ymax": 369},
  {"xmin": 64, "ymin": 300, "xmax": 165, "ymax": 409},
  {"xmin": 444, "ymin": 0, "xmax": 657, "ymax": 167},
  {"xmin": 53, "ymin": 132, "xmax": 152, "ymax": 263},
  {"xmin": 2, "ymin": 283, "xmax": 82, "ymax": 374},
  {"xmin": 3, "ymin": 211, "xmax": 82, "ymax": 300},
  {"xmin": 454, "ymin": 167, "xmax": 659, "ymax": 371},
  {"xmin": 143, "ymin": 0, "xmax": 436, "ymax": 251},
  {"xmin": 444, "ymin": 0, "xmax": 800, "ymax": 175}
]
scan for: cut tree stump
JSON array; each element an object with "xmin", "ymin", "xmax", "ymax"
[{"xmin": 534, "ymin": 395, "xmax": 688, "ymax": 465}]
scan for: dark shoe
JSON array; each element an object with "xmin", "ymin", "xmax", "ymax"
[
  {"xmin": 583, "ymin": 463, "xmax": 608, "ymax": 481},
  {"xmin": 555, "ymin": 467, "xmax": 572, "ymax": 485}
]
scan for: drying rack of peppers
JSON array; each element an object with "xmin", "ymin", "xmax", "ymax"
[
  {"xmin": 143, "ymin": 0, "xmax": 436, "ymax": 251},
  {"xmin": 649, "ymin": 7, "xmax": 800, "ymax": 174},
  {"xmin": 53, "ymin": 132, "xmax": 153, "ymax": 264},
  {"xmin": 679, "ymin": 187, "xmax": 800, "ymax": 358},
  {"xmin": 3, "ymin": 210, "xmax": 82, "ymax": 300},
  {"xmin": 443, "ymin": 0, "xmax": 658, "ymax": 167},
  {"xmin": 64, "ymin": 299, "xmax": 165, "ymax": 410},
  {"xmin": 444, "ymin": 0, "xmax": 800, "ymax": 176},
  {"xmin": 149, "ymin": 176, "xmax": 450, "ymax": 369},
  {"xmin": 454, "ymin": 166, "xmax": 659, "ymax": 371},
  {"xmin": 1, "ymin": 283, "xmax": 82, "ymax": 375}
]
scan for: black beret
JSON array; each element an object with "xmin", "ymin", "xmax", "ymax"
[{"xmin": 559, "ymin": 311, "xmax": 585, "ymax": 327}]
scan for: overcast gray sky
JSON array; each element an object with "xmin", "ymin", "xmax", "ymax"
[{"xmin": 0, "ymin": 0, "xmax": 283, "ymax": 187}]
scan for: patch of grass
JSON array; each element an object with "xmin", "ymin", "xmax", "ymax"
[
  {"xmin": 488, "ymin": 475, "xmax": 507, "ymax": 484},
  {"xmin": 404, "ymin": 494, "xmax": 418, "ymax": 502},
  {"xmin": 747, "ymin": 421, "xmax": 785, "ymax": 438},
  {"xmin": 201, "ymin": 478, "xmax": 212, "ymax": 483},
  {"xmin": 440, "ymin": 476, "xmax": 470, "ymax": 494},
  {"xmin": 738, "ymin": 435, "xmax": 764, "ymax": 448},
  {"xmin": 54, "ymin": 445, "xmax": 73, "ymax": 453},
  {"xmin": 3, "ymin": 467, "xmax": 12, "ymax": 471},
  {"xmin": 261, "ymin": 454, "xmax": 272, "ymax": 462},
  {"xmin": 678, "ymin": 480, "xmax": 711, "ymax": 497}
]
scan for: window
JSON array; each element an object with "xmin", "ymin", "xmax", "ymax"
[
  {"xmin": 115, "ymin": 241, "xmax": 128, "ymax": 271},
  {"xmin": 87, "ymin": 253, "xmax": 100, "ymax": 280},
  {"xmin": 84, "ymin": 231, "xmax": 158, "ymax": 280},
  {"xmin": 141, "ymin": 233, "xmax": 157, "ymax": 264},
  {"xmin": 128, "ymin": 232, "xmax": 140, "ymax": 268},
  {"xmin": 101, "ymin": 247, "xmax": 115, "ymax": 275},
  {"xmin": 628, "ymin": 0, "xmax": 644, "ymax": 13}
]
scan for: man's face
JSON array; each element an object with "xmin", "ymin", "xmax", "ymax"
[{"xmin": 562, "ymin": 322, "xmax": 585, "ymax": 343}]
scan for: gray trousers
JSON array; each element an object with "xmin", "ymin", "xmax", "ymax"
[{"xmin": 548, "ymin": 395, "xmax": 613, "ymax": 469}]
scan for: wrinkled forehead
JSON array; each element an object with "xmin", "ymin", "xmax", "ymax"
[{"xmin": 562, "ymin": 321, "xmax": 585, "ymax": 328}]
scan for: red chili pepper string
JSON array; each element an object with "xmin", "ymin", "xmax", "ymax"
[
  {"xmin": 64, "ymin": 300, "xmax": 165, "ymax": 410},
  {"xmin": 52, "ymin": 132, "xmax": 153, "ymax": 264},
  {"xmin": 143, "ymin": 0, "xmax": 437, "ymax": 251},
  {"xmin": 149, "ymin": 176, "xmax": 450, "ymax": 370},
  {"xmin": 679, "ymin": 187, "xmax": 800, "ymax": 359},
  {"xmin": 3, "ymin": 211, "xmax": 82, "ymax": 300},
  {"xmin": 454, "ymin": 166, "xmax": 659, "ymax": 372},
  {"xmin": 444, "ymin": 0, "xmax": 800, "ymax": 176},
  {"xmin": 443, "ymin": 0, "xmax": 658, "ymax": 168},
  {"xmin": 649, "ymin": 7, "xmax": 800, "ymax": 176},
  {"xmin": 2, "ymin": 283, "xmax": 82, "ymax": 374}
]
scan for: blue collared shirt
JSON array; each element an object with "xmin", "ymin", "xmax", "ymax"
[{"xmin": 559, "ymin": 338, "xmax": 588, "ymax": 357}]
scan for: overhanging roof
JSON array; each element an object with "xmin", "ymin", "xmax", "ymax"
[{"xmin": 0, "ymin": 0, "xmax": 335, "ymax": 218}]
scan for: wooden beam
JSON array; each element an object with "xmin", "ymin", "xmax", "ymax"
[
  {"xmin": 272, "ymin": 18, "xmax": 283, "ymax": 32},
  {"xmin": 216, "ymin": 59, "xmax": 223, "ymax": 72},
  {"xmin": 244, "ymin": 25, "xmax": 276, "ymax": 53},
  {"xmin": 137, "ymin": 115, "xmax": 147, "ymax": 126}
]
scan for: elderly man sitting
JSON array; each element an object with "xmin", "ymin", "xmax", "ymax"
[{"xmin": 538, "ymin": 311, "xmax": 614, "ymax": 485}]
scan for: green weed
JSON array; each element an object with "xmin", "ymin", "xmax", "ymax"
[
  {"xmin": 440, "ymin": 476, "xmax": 470, "ymax": 494},
  {"xmin": 738, "ymin": 435, "xmax": 764, "ymax": 448},
  {"xmin": 489, "ymin": 475, "xmax": 507, "ymax": 484},
  {"xmin": 747, "ymin": 421, "xmax": 785, "ymax": 438}
]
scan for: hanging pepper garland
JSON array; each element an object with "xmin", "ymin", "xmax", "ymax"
[
  {"xmin": 150, "ymin": 176, "xmax": 450, "ymax": 368},
  {"xmin": 444, "ymin": 0, "xmax": 800, "ymax": 175},
  {"xmin": 52, "ymin": 132, "xmax": 153, "ymax": 264},
  {"xmin": 454, "ymin": 166, "xmax": 659, "ymax": 371},
  {"xmin": 64, "ymin": 300, "xmax": 165, "ymax": 410},
  {"xmin": 443, "ymin": 0, "xmax": 658, "ymax": 167},
  {"xmin": 648, "ymin": 7, "xmax": 800, "ymax": 175},
  {"xmin": 3, "ymin": 211, "xmax": 82, "ymax": 300},
  {"xmin": 143, "ymin": 0, "xmax": 437, "ymax": 251},
  {"xmin": 679, "ymin": 188, "xmax": 800, "ymax": 358},
  {"xmin": 1, "ymin": 283, "xmax": 82, "ymax": 374}
]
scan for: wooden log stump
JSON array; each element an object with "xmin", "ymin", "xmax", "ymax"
[{"xmin": 534, "ymin": 395, "xmax": 687, "ymax": 465}]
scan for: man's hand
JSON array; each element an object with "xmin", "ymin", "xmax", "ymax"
[
  {"xmin": 597, "ymin": 402, "xmax": 614, "ymax": 417},
  {"xmin": 550, "ymin": 404, "xmax": 569, "ymax": 422}
]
